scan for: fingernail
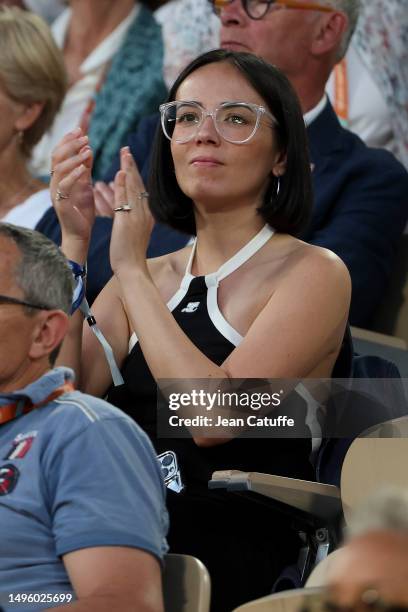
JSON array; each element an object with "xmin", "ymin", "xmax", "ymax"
[
  {"xmin": 72, "ymin": 127, "xmax": 81, "ymax": 135},
  {"xmin": 79, "ymin": 135, "xmax": 89, "ymax": 144}
]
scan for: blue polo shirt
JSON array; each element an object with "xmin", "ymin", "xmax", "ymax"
[{"xmin": 0, "ymin": 368, "xmax": 168, "ymax": 611}]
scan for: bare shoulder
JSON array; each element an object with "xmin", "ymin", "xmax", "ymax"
[
  {"xmin": 297, "ymin": 241, "xmax": 349, "ymax": 282},
  {"xmin": 259, "ymin": 235, "xmax": 352, "ymax": 324},
  {"xmin": 146, "ymin": 244, "xmax": 193, "ymax": 285},
  {"xmin": 276, "ymin": 236, "xmax": 351, "ymax": 294}
]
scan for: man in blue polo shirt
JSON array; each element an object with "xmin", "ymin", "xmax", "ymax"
[{"xmin": 0, "ymin": 223, "xmax": 168, "ymax": 612}]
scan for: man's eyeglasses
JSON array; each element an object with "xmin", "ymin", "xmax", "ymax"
[
  {"xmin": 159, "ymin": 100, "xmax": 277, "ymax": 144},
  {"xmin": 0, "ymin": 295, "xmax": 52, "ymax": 311},
  {"xmin": 210, "ymin": 0, "xmax": 334, "ymax": 20}
]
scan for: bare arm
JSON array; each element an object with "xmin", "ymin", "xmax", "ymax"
[
  {"xmin": 51, "ymin": 131, "xmax": 130, "ymax": 395},
  {"xmin": 53, "ymin": 547, "xmax": 163, "ymax": 612},
  {"xmin": 117, "ymin": 252, "xmax": 350, "ymax": 381},
  {"xmin": 51, "ymin": 129, "xmax": 94, "ymax": 379},
  {"xmin": 56, "ymin": 280, "xmax": 130, "ymax": 396}
]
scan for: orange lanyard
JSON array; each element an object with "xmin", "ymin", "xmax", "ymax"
[
  {"xmin": 0, "ymin": 382, "xmax": 74, "ymax": 426},
  {"xmin": 334, "ymin": 58, "xmax": 349, "ymax": 123}
]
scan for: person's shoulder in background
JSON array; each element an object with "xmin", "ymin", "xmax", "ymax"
[
  {"xmin": 22, "ymin": 0, "xmax": 66, "ymax": 23},
  {"xmin": 154, "ymin": 0, "xmax": 220, "ymax": 88},
  {"xmin": 306, "ymin": 101, "xmax": 408, "ymax": 328},
  {"xmin": 104, "ymin": 113, "xmax": 161, "ymax": 184}
]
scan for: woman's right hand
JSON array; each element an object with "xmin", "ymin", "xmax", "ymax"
[{"xmin": 50, "ymin": 128, "xmax": 95, "ymax": 258}]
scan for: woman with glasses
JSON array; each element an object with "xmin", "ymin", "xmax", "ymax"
[{"xmin": 51, "ymin": 49, "xmax": 351, "ymax": 611}]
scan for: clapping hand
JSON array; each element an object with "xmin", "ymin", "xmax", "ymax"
[
  {"xmin": 94, "ymin": 181, "xmax": 115, "ymax": 217},
  {"xmin": 109, "ymin": 147, "xmax": 154, "ymax": 277},
  {"xmin": 50, "ymin": 128, "xmax": 95, "ymax": 256}
]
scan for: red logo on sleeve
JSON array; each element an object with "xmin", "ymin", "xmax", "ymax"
[
  {"xmin": 0, "ymin": 464, "xmax": 20, "ymax": 496},
  {"xmin": 4, "ymin": 431, "xmax": 37, "ymax": 460}
]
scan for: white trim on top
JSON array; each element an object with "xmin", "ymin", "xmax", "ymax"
[
  {"xmin": 206, "ymin": 279, "xmax": 243, "ymax": 348},
  {"xmin": 128, "ymin": 224, "xmax": 274, "ymax": 353}
]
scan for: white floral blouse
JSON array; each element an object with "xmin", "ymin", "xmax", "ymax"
[{"xmin": 353, "ymin": 0, "xmax": 408, "ymax": 168}]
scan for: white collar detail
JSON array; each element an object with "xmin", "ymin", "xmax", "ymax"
[
  {"xmin": 303, "ymin": 95, "xmax": 328, "ymax": 127},
  {"xmin": 184, "ymin": 224, "xmax": 275, "ymax": 286}
]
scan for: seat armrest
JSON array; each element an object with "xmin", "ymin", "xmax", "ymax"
[{"xmin": 210, "ymin": 470, "xmax": 341, "ymax": 522}]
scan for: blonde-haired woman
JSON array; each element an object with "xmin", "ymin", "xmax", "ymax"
[
  {"xmin": 0, "ymin": 6, "xmax": 66, "ymax": 228},
  {"xmin": 0, "ymin": 6, "xmax": 114, "ymax": 304}
]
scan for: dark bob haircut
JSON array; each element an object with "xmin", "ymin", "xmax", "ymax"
[{"xmin": 149, "ymin": 49, "xmax": 313, "ymax": 237}]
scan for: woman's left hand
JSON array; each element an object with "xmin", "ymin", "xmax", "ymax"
[{"xmin": 109, "ymin": 147, "xmax": 154, "ymax": 276}]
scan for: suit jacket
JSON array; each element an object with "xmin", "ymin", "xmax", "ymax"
[
  {"xmin": 106, "ymin": 102, "xmax": 408, "ymax": 327},
  {"xmin": 304, "ymin": 102, "xmax": 408, "ymax": 326}
]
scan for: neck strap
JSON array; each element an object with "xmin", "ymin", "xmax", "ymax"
[
  {"xmin": 0, "ymin": 382, "xmax": 74, "ymax": 426},
  {"xmin": 185, "ymin": 224, "xmax": 275, "ymax": 283}
]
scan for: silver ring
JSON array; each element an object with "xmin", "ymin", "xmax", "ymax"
[
  {"xmin": 137, "ymin": 191, "xmax": 149, "ymax": 200},
  {"xmin": 56, "ymin": 189, "xmax": 69, "ymax": 201},
  {"xmin": 113, "ymin": 204, "xmax": 132, "ymax": 212}
]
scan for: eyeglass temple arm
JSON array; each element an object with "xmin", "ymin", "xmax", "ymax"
[
  {"xmin": 276, "ymin": 0, "xmax": 335, "ymax": 11},
  {"xmin": 213, "ymin": 0, "xmax": 334, "ymax": 13},
  {"xmin": 0, "ymin": 295, "xmax": 50, "ymax": 310}
]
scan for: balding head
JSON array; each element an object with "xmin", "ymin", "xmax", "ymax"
[
  {"xmin": 326, "ymin": 489, "xmax": 408, "ymax": 610},
  {"xmin": 217, "ymin": 0, "xmax": 360, "ymax": 111},
  {"xmin": 327, "ymin": 530, "xmax": 408, "ymax": 608}
]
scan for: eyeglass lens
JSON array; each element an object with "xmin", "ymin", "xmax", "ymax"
[
  {"xmin": 211, "ymin": 0, "xmax": 273, "ymax": 20},
  {"xmin": 245, "ymin": 0, "xmax": 273, "ymax": 18},
  {"xmin": 162, "ymin": 102, "xmax": 260, "ymax": 143}
]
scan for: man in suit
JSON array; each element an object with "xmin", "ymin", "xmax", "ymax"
[{"xmin": 103, "ymin": 0, "xmax": 408, "ymax": 328}]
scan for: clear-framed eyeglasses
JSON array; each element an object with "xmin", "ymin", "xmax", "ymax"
[
  {"xmin": 209, "ymin": 0, "xmax": 335, "ymax": 20},
  {"xmin": 159, "ymin": 100, "xmax": 278, "ymax": 145}
]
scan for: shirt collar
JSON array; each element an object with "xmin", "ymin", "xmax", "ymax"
[
  {"xmin": 303, "ymin": 95, "xmax": 328, "ymax": 127},
  {"xmin": 0, "ymin": 368, "xmax": 74, "ymax": 407},
  {"xmin": 52, "ymin": 4, "xmax": 140, "ymax": 75}
]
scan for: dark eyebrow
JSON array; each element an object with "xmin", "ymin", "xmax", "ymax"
[
  {"xmin": 175, "ymin": 99, "xmax": 202, "ymax": 104},
  {"xmin": 175, "ymin": 100, "xmax": 260, "ymax": 106},
  {"xmin": 220, "ymin": 100, "xmax": 250, "ymax": 105}
]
